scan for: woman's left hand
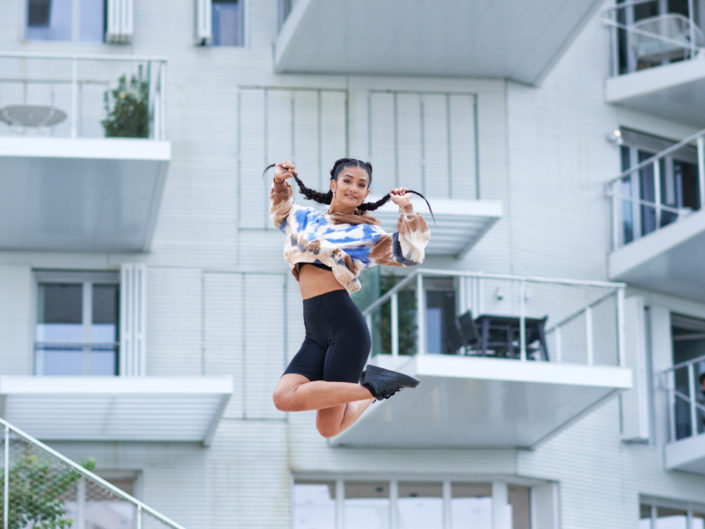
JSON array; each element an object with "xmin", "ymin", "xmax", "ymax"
[{"xmin": 390, "ymin": 188, "xmax": 412, "ymax": 208}]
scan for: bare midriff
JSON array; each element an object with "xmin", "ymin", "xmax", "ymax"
[{"xmin": 298, "ymin": 264, "xmax": 345, "ymax": 299}]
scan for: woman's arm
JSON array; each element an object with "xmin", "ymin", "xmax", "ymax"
[
  {"xmin": 368, "ymin": 188, "xmax": 431, "ymax": 267},
  {"xmin": 269, "ymin": 161, "xmax": 297, "ymax": 230}
]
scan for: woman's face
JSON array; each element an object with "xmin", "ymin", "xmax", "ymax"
[{"xmin": 330, "ymin": 165, "xmax": 370, "ymax": 209}]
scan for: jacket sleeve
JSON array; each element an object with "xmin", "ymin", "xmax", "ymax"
[
  {"xmin": 270, "ymin": 179, "xmax": 294, "ymax": 231},
  {"xmin": 368, "ymin": 205, "xmax": 431, "ymax": 267}
]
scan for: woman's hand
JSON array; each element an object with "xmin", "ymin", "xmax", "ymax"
[
  {"xmin": 274, "ymin": 161, "xmax": 298, "ymax": 183},
  {"xmin": 390, "ymin": 187, "xmax": 412, "ymax": 209}
]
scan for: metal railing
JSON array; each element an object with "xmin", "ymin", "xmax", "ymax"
[
  {"xmin": 661, "ymin": 353, "xmax": 705, "ymax": 443},
  {"xmin": 605, "ymin": 127, "xmax": 705, "ymax": 250},
  {"xmin": 0, "ymin": 416, "xmax": 185, "ymax": 529},
  {"xmin": 0, "ymin": 52, "xmax": 167, "ymax": 140},
  {"xmin": 363, "ymin": 268, "xmax": 626, "ymax": 367},
  {"xmin": 602, "ymin": 0, "xmax": 704, "ymax": 77}
]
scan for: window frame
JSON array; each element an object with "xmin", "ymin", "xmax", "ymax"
[
  {"xmin": 640, "ymin": 496, "xmax": 705, "ymax": 528},
  {"xmin": 24, "ymin": 0, "xmax": 107, "ymax": 43},
  {"xmin": 33, "ymin": 270, "xmax": 120, "ymax": 376},
  {"xmin": 291, "ymin": 476, "xmax": 543, "ymax": 529}
]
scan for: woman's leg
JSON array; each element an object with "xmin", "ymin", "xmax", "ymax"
[
  {"xmin": 315, "ymin": 398, "xmax": 375, "ymax": 438},
  {"xmin": 273, "ymin": 373, "xmax": 373, "ymax": 412}
]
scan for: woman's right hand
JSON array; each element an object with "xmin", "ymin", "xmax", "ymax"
[{"xmin": 274, "ymin": 161, "xmax": 297, "ymax": 183}]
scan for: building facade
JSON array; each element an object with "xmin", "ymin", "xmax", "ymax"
[{"xmin": 0, "ymin": 0, "xmax": 705, "ymax": 527}]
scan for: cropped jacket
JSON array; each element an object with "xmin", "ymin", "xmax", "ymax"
[{"xmin": 270, "ymin": 179, "xmax": 431, "ymax": 293}]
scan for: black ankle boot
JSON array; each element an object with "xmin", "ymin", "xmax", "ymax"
[{"xmin": 360, "ymin": 365, "xmax": 420, "ymax": 401}]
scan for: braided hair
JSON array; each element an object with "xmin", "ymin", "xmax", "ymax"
[{"xmin": 264, "ymin": 158, "xmax": 435, "ymax": 221}]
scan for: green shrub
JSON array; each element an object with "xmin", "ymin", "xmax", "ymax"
[{"xmin": 102, "ymin": 66, "xmax": 150, "ymax": 138}]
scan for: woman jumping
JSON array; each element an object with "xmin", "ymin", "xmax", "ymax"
[{"xmin": 270, "ymin": 158, "xmax": 431, "ymax": 438}]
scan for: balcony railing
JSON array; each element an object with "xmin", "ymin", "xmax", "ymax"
[
  {"xmin": 363, "ymin": 269, "xmax": 626, "ymax": 368},
  {"xmin": 606, "ymin": 127, "xmax": 705, "ymax": 250},
  {"xmin": 0, "ymin": 416, "xmax": 185, "ymax": 529},
  {"xmin": 0, "ymin": 52, "xmax": 167, "ymax": 140},
  {"xmin": 602, "ymin": 0, "xmax": 705, "ymax": 77},
  {"xmin": 662, "ymin": 353, "xmax": 705, "ymax": 443}
]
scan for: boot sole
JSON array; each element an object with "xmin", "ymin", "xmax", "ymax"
[{"xmin": 365, "ymin": 364, "xmax": 420, "ymax": 388}]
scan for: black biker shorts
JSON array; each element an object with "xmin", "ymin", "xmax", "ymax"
[{"xmin": 283, "ymin": 289, "xmax": 371, "ymax": 383}]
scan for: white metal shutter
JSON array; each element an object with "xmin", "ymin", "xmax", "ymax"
[
  {"xmin": 195, "ymin": 0, "xmax": 212, "ymax": 44},
  {"xmin": 620, "ymin": 296, "xmax": 650, "ymax": 442},
  {"xmin": 237, "ymin": 87, "xmax": 347, "ymax": 229},
  {"xmin": 120, "ymin": 263, "xmax": 147, "ymax": 376},
  {"xmin": 105, "ymin": 0, "xmax": 134, "ymax": 43}
]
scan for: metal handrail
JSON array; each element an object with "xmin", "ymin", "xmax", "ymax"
[
  {"xmin": 608, "ymin": 193, "xmax": 692, "ymax": 216},
  {"xmin": 0, "ymin": 51, "xmax": 167, "ymax": 63},
  {"xmin": 663, "ymin": 352, "xmax": 705, "ymax": 373},
  {"xmin": 0, "ymin": 416, "xmax": 186, "ymax": 529},
  {"xmin": 362, "ymin": 269, "xmax": 625, "ymax": 315},
  {"xmin": 606, "ymin": 128, "xmax": 705, "ymax": 187},
  {"xmin": 363, "ymin": 268, "xmax": 625, "ymax": 365}
]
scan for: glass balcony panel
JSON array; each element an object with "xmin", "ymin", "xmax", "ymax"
[
  {"xmin": 451, "ymin": 483, "xmax": 492, "ymax": 528},
  {"xmin": 693, "ymin": 511, "xmax": 705, "ymax": 529},
  {"xmin": 344, "ymin": 482, "xmax": 390, "ymax": 529},
  {"xmin": 655, "ymin": 507, "xmax": 687, "ymax": 529},
  {"xmin": 293, "ymin": 481, "xmax": 336, "ymax": 529},
  {"xmin": 398, "ymin": 482, "xmax": 442, "ymax": 529},
  {"xmin": 39, "ymin": 346, "xmax": 84, "ymax": 375},
  {"xmin": 640, "ymin": 503, "xmax": 652, "ymax": 529}
]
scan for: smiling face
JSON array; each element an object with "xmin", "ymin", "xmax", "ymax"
[{"xmin": 330, "ymin": 165, "xmax": 371, "ymax": 211}]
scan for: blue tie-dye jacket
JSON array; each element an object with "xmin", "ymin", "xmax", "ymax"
[{"xmin": 270, "ymin": 179, "xmax": 430, "ymax": 293}]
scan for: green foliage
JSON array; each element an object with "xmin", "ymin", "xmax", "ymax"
[
  {"xmin": 102, "ymin": 65, "xmax": 150, "ymax": 138},
  {"xmin": 376, "ymin": 274, "xmax": 418, "ymax": 355},
  {"xmin": 0, "ymin": 455, "xmax": 96, "ymax": 529}
]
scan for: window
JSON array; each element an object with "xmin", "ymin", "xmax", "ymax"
[
  {"xmin": 212, "ymin": 0, "xmax": 244, "ymax": 46},
  {"xmin": 640, "ymin": 498, "xmax": 705, "ymax": 529},
  {"xmin": 35, "ymin": 271, "xmax": 120, "ymax": 376},
  {"xmin": 65, "ymin": 472, "xmax": 139, "ymax": 528},
  {"xmin": 293, "ymin": 479, "xmax": 536, "ymax": 529},
  {"xmin": 26, "ymin": 0, "xmax": 105, "ymax": 42}
]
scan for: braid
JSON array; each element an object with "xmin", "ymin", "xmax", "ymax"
[
  {"xmin": 358, "ymin": 194, "xmax": 392, "ymax": 211},
  {"xmin": 292, "ymin": 174, "xmax": 332, "ymax": 205},
  {"xmin": 358, "ymin": 189, "xmax": 436, "ymax": 223}
]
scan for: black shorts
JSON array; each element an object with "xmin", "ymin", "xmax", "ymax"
[{"xmin": 283, "ymin": 289, "xmax": 371, "ymax": 383}]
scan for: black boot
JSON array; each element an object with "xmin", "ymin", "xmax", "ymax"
[{"xmin": 360, "ymin": 365, "xmax": 420, "ymax": 401}]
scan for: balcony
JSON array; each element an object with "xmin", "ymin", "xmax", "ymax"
[
  {"xmin": 0, "ymin": 52, "xmax": 170, "ymax": 252},
  {"xmin": 662, "ymin": 354, "xmax": 705, "ymax": 474},
  {"xmin": 605, "ymin": 128, "xmax": 705, "ymax": 300},
  {"xmin": 275, "ymin": 0, "xmax": 603, "ymax": 84},
  {"xmin": 602, "ymin": 2, "xmax": 705, "ymax": 126},
  {"xmin": 0, "ymin": 376, "xmax": 232, "ymax": 446},
  {"xmin": 332, "ymin": 269, "xmax": 632, "ymax": 448}
]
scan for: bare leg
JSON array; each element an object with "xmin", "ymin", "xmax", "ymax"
[
  {"xmin": 273, "ymin": 373, "xmax": 373, "ymax": 412},
  {"xmin": 315, "ymin": 398, "xmax": 375, "ymax": 438}
]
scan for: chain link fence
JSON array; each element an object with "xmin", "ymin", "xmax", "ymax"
[{"xmin": 0, "ymin": 420, "xmax": 184, "ymax": 529}]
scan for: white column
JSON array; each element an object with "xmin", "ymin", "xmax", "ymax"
[
  {"xmin": 585, "ymin": 306, "xmax": 594, "ymax": 366},
  {"xmin": 416, "ymin": 273, "xmax": 426, "ymax": 356},
  {"xmin": 492, "ymin": 482, "xmax": 510, "ymax": 529},
  {"xmin": 120, "ymin": 263, "xmax": 147, "ymax": 376},
  {"xmin": 391, "ymin": 293, "xmax": 399, "ymax": 358}
]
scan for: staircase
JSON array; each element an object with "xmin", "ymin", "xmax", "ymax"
[{"xmin": 0, "ymin": 416, "xmax": 185, "ymax": 529}]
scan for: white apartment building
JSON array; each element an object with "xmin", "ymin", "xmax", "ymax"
[{"xmin": 0, "ymin": 0, "xmax": 704, "ymax": 527}]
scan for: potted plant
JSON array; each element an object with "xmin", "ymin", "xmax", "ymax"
[{"xmin": 102, "ymin": 65, "xmax": 150, "ymax": 138}]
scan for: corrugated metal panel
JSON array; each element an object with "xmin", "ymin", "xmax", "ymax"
[
  {"xmin": 147, "ymin": 267, "xmax": 202, "ymax": 376},
  {"xmin": 204, "ymin": 272, "xmax": 244, "ymax": 419}
]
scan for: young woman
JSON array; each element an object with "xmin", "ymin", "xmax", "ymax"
[{"xmin": 270, "ymin": 158, "xmax": 431, "ymax": 438}]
